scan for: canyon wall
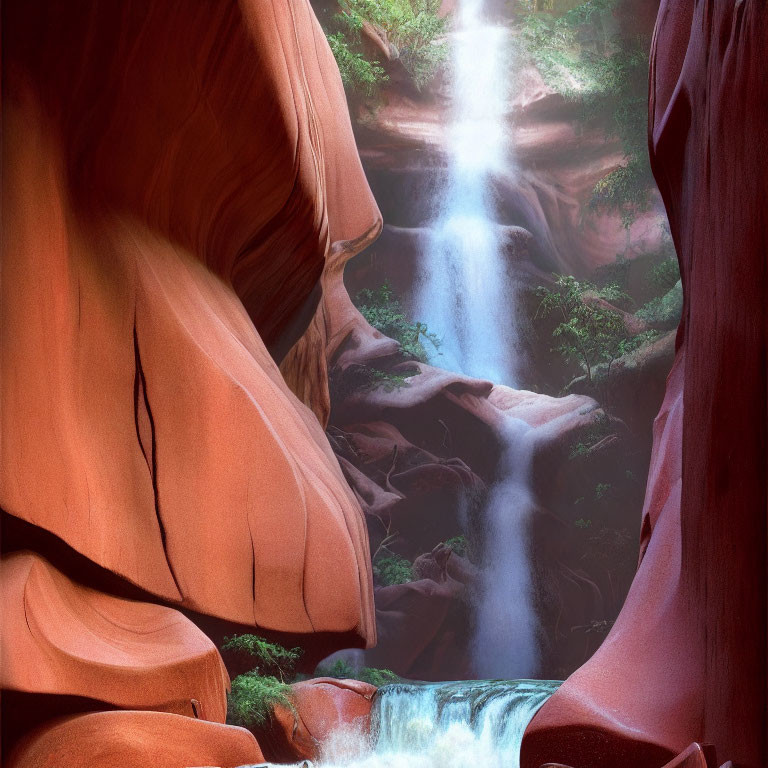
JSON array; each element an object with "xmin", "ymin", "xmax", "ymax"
[
  {"xmin": 522, "ymin": 2, "xmax": 767, "ymax": 767},
  {"xmin": 1, "ymin": 0, "xmax": 379, "ymax": 763}
]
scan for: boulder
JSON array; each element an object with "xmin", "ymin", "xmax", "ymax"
[
  {"xmin": 1, "ymin": 552, "xmax": 229, "ymax": 722},
  {"xmin": 256, "ymin": 677, "xmax": 376, "ymax": 763},
  {"xmin": 5, "ymin": 711, "xmax": 264, "ymax": 768}
]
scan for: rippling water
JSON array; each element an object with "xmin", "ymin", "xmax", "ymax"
[{"xmin": 317, "ymin": 679, "xmax": 561, "ymax": 768}]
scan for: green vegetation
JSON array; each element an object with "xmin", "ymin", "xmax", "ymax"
[
  {"xmin": 595, "ymin": 482, "xmax": 612, "ymax": 500},
  {"xmin": 227, "ymin": 671, "xmax": 294, "ymax": 729},
  {"xmin": 355, "ymin": 283, "xmax": 440, "ymax": 362},
  {"xmin": 636, "ymin": 280, "xmax": 682, "ymax": 329},
  {"xmin": 221, "ymin": 635, "xmax": 302, "ymax": 681},
  {"xmin": 315, "ymin": 658, "xmax": 401, "ymax": 686},
  {"xmin": 536, "ymin": 275, "xmax": 657, "ymax": 392},
  {"xmin": 373, "ymin": 553, "xmax": 414, "ymax": 585},
  {"xmin": 222, "ymin": 636, "xmax": 303, "ymax": 731},
  {"xmin": 519, "ymin": 0, "xmax": 654, "ymax": 233},
  {"xmin": 444, "ymin": 534, "xmax": 468, "ymax": 557},
  {"xmin": 322, "ymin": 0, "xmax": 448, "ymax": 100},
  {"xmin": 569, "ymin": 412, "xmax": 615, "ymax": 458},
  {"xmin": 328, "ymin": 31, "xmax": 388, "ymax": 98}
]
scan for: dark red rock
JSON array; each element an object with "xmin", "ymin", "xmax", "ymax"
[{"xmin": 522, "ymin": 3, "xmax": 767, "ymax": 767}]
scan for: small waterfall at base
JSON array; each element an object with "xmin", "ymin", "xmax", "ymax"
[{"xmin": 319, "ymin": 680, "xmax": 560, "ymax": 768}]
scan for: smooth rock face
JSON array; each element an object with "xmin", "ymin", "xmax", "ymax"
[
  {"xmin": 256, "ymin": 678, "xmax": 376, "ymax": 763},
  {"xmin": 1, "ymin": 552, "xmax": 229, "ymax": 722},
  {"xmin": 1, "ymin": 0, "xmax": 377, "ymax": 642},
  {"xmin": 4, "ymin": 711, "xmax": 264, "ymax": 768},
  {"xmin": 522, "ymin": 2, "xmax": 767, "ymax": 767}
]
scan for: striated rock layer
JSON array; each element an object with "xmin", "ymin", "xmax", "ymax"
[
  {"xmin": 1, "ymin": 0, "xmax": 378, "ymax": 642},
  {"xmin": 1, "ymin": 552, "xmax": 229, "ymax": 723},
  {"xmin": 522, "ymin": 3, "xmax": 767, "ymax": 767}
]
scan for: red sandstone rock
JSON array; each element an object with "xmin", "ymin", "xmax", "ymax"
[
  {"xmin": 1, "ymin": 552, "xmax": 229, "ymax": 722},
  {"xmin": 1, "ymin": 0, "xmax": 377, "ymax": 642},
  {"xmin": 257, "ymin": 677, "xmax": 376, "ymax": 763},
  {"xmin": 522, "ymin": 2, "xmax": 767, "ymax": 766},
  {"xmin": 659, "ymin": 743, "xmax": 716, "ymax": 768},
  {"xmin": 5, "ymin": 711, "xmax": 264, "ymax": 768}
]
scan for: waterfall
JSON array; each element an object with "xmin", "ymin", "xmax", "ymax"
[
  {"xmin": 473, "ymin": 419, "xmax": 538, "ymax": 679},
  {"xmin": 319, "ymin": 680, "xmax": 560, "ymax": 768},
  {"xmin": 415, "ymin": 0, "xmax": 518, "ymax": 385}
]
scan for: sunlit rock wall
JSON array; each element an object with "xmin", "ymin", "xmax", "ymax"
[{"xmin": 1, "ymin": 0, "xmax": 379, "ymax": 763}]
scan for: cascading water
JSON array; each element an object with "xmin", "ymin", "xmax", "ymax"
[
  {"xmin": 473, "ymin": 419, "xmax": 538, "ymax": 679},
  {"xmin": 415, "ymin": 0, "xmax": 518, "ymax": 384},
  {"xmin": 413, "ymin": 0, "xmax": 539, "ymax": 680},
  {"xmin": 318, "ymin": 680, "xmax": 560, "ymax": 768}
]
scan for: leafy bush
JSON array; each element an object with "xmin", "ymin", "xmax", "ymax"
[
  {"xmin": 323, "ymin": 0, "xmax": 447, "ymax": 99},
  {"xmin": 315, "ymin": 658, "xmax": 401, "ymax": 686},
  {"xmin": 636, "ymin": 280, "xmax": 682, "ymax": 329},
  {"xmin": 649, "ymin": 258, "xmax": 680, "ymax": 294},
  {"xmin": 444, "ymin": 534, "xmax": 468, "ymax": 557},
  {"xmin": 520, "ymin": 1, "xmax": 654, "ymax": 230},
  {"xmin": 373, "ymin": 553, "xmax": 414, "ymax": 585},
  {"xmin": 355, "ymin": 283, "xmax": 440, "ymax": 362},
  {"xmin": 328, "ymin": 31, "xmax": 388, "ymax": 97},
  {"xmin": 227, "ymin": 672, "xmax": 294, "ymax": 729},
  {"xmin": 536, "ymin": 275, "xmax": 657, "ymax": 390},
  {"xmin": 221, "ymin": 635, "xmax": 302, "ymax": 681}
]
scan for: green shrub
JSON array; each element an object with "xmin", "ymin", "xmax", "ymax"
[
  {"xmin": 373, "ymin": 553, "xmax": 414, "ymax": 585},
  {"xmin": 355, "ymin": 283, "xmax": 440, "ymax": 362},
  {"xmin": 444, "ymin": 534, "xmax": 468, "ymax": 557},
  {"xmin": 536, "ymin": 275, "xmax": 657, "ymax": 390},
  {"xmin": 227, "ymin": 672, "xmax": 294, "ymax": 729},
  {"xmin": 324, "ymin": 0, "xmax": 447, "ymax": 100},
  {"xmin": 221, "ymin": 635, "xmax": 302, "ymax": 681},
  {"xmin": 649, "ymin": 258, "xmax": 680, "ymax": 293},
  {"xmin": 327, "ymin": 31, "xmax": 388, "ymax": 98},
  {"xmin": 636, "ymin": 281, "xmax": 682, "ymax": 328},
  {"xmin": 315, "ymin": 658, "xmax": 401, "ymax": 686},
  {"xmin": 520, "ymin": 1, "xmax": 654, "ymax": 230}
]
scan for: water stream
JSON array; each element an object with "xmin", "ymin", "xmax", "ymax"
[
  {"xmin": 319, "ymin": 680, "xmax": 560, "ymax": 768},
  {"xmin": 415, "ymin": 0, "xmax": 518, "ymax": 384}
]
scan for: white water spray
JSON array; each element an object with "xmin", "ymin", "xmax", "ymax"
[
  {"xmin": 317, "ymin": 680, "xmax": 560, "ymax": 768},
  {"xmin": 415, "ymin": 0, "xmax": 518, "ymax": 384}
]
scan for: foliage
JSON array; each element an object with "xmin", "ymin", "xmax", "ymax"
[
  {"xmin": 227, "ymin": 672, "xmax": 294, "ymax": 730},
  {"xmin": 373, "ymin": 553, "xmax": 414, "ymax": 585},
  {"xmin": 536, "ymin": 275, "xmax": 657, "ymax": 389},
  {"xmin": 574, "ymin": 518, "xmax": 592, "ymax": 529},
  {"xmin": 315, "ymin": 658, "xmax": 401, "ymax": 686},
  {"xmin": 595, "ymin": 482, "xmax": 612, "ymax": 499},
  {"xmin": 221, "ymin": 635, "xmax": 302, "ymax": 681},
  {"xmin": 636, "ymin": 280, "xmax": 682, "ymax": 329},
  {"xmin": 327, "ymin": 31, "xmax": 388, "ymax": 97},
  {"xmin": 329, "ymin": 364, "xmax": 419, "ymax": 402},
  {"xmin": 569, "ymin": 412, "xmax": 615, "ymax": 458},
  {"xmin": 519, "ymin": 1, "xmax": 654, "ymax": 229},
  {"xmin": 444, "ymin": 534, "xmax": 468, "ymax": 557},
  {"xmin": 355, "ymin": 283, "xmax": 441, "ymax": 362},
  {"xmin": 323, "ymin": 0, "xmax": 447, "ymax": 100},
  {"xmin": 649, "ymin": 258, "xmax": 680, "ymax": 294}
]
